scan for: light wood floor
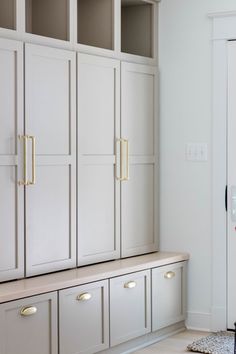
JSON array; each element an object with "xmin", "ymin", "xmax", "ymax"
[{"xmin": 134, "ymin": 330, "xmax": 209, "ymax": 354}]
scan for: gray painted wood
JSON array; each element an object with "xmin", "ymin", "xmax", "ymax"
[
  {"xmin": 0, "ymin": 38, "xmax": 24, "ymax": 282},
  {"xmin": 152, "ymin": 262, "xmax": 187, "ymax": 331},
  {"xmin": 59, "ymin": 280, "xmax": 109, "ymax": 354},
  {"xmin": 121, "ymin": 62, "xmax": 158, "ymax": 258},
  {"xmin": 0, "ymin": 292, "xmax": 58, "ymax": 354},
  {"xmin": 77, "ymin": 53, "xmax": 120, "ymax": 265},
  {"xmin": 25, "ymin": 43, "xmax": 76, "ymax": 276},
  {"xmin": 110, "ymin": 270, "xmax": 151, "ymax": 346}
]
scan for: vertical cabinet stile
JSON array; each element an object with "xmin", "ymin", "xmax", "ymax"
[
  {"xmin": 24, "ymin": 43, "xmax": 77, "ymax": 276},
  {"xmin": 0, "ymin": 38, "xmax": 24, "ymax": 282}
]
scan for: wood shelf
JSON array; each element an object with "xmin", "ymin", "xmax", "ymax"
[{"xmin": 0, "ymin": 252, "xmax": 189, "ymax": 304}]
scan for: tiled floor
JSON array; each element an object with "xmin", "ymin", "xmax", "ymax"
[{"xmin": 134, "ymin": 330, "xmax": 209, "ymax": 353}]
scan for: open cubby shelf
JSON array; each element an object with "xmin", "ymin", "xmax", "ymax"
[
  {"xmin": 77, "ymin": 0, "xmax": 114, "ymax": 50},
  {"xmin": 25, "ymin": 0, "xmax": 69, "ymax": 41},
  {"xmin": 121, "ymin": 0, "xmax": 154, "ymax": 58},
  {"xmin": 0, "ymin": 0, "xmax": 16, "ymax": 30}
]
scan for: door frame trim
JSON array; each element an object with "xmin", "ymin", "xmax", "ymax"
[{"xmin": 209, "ymin": 11, "xmax": 236, "ymax": 330}]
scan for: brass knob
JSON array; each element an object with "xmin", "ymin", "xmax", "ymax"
[
  {"xmin": 164, "ymin": 271, "xmax": 176, "ymax": 279},
  {"xmin": 20, "ymin": 306, "xmax": 37, "ymax": 316},
  {"xmin": 124, "ymin": 281, "xmax": 136, "ymax": 289},
  {"xmin": 77, "ymin": 293, "xmax": 92, "ymax": 301}
]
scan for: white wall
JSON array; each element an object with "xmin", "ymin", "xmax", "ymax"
[{"xmin": 159, "ymin": 0, "xmax": 236, "ymax": 331}]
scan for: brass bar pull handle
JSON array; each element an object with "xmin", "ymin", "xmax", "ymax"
[
  {"xmin": 124, "ymin": 139, "xmax": 129, "ymax": 181},
  {"xmin": 28, "ymin": 135, "xmax": 36, "ymax": 185},
  {"xmin": 20, "ymin": 306, "xmax": 37, "ymax": 316},
  {"xmin": 116, "ymin": 139, "xmax": 125, "ymax": 181},
  {"xmin": 18, "ymin": 135, "xmax": 28, "ymax": 186},
  {"xmin": 124, "ymin": 281, "xmax": 136, "ymax": 289},
  {"xmin": 77, "ymin": 293, "xmax": 92, "ymax": 301},
  {"xmin": 164, "ymin": 271, "xmax": 176, "ymax": 279}
]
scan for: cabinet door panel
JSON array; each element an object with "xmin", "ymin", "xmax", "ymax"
[
  {"xmin": 25, "ymin": 45, "xmax": 71, "ymax": 155},
  {"xmin": 0, "ymin": 39, "xmax": 24, "ymax": 282},
  {"xmin": 27, "ymin": 165, "xmax": 74, "ymax": 270},
  {"xmin": 59, "ymin": 280, "xmax": 109, "ymax": 354},
  {"xmin": 79, "ymin": 163, "xmax": 117, "ymax": 263},
  {"xmin": 78, "ymin": 53, "xmax": 120, "ymax": 265},
  {"xmin": 121, "ymin": 62, "xmax": 158, "ymax": 257},
  {"xmin": 110, "ymin": 270, "xmax": 151, "ymax": 346},
  {"xmin": 121, "ymin": 63, "xmax": 156, "ymax": 156},
  {"xmin": 122, "ymin": 164, "xmax": 155, "ymax": 257},
  {"xmin": 152, "ymin": 262, "xmax": 187, "ymax": 331},
  {"xmin": 0, "ymin": 292, "xmax": 57, "ymax": 354},
  {"xmin": 25, "ymin": 44, "xmax": 76, "ymax": 276},
  {"xmin": 78, "ymin": 55, "xmax": 116, "ymax": 155}
]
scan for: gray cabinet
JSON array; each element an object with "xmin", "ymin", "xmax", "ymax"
[
  {"xmin": 59, "ymin": 280, "xmax": 109, "ymax": 354},
  {"xmin": 121, "ymin": 62, "xmax": 158, "ymax": 258},
  {"xmin": 0, "ymin": 292, "xmax": 58, "ymax": 354},
  {"xmin": 0, "ymin": 38, "xmax": 24, "ymax": 282},
  {"xmin": 77, "ymin": 53, "xmax": 120, "ymax": 266},
  {"xmin": 110, "ymin": 270, "xmax": 151, "ymax": 346},
  {"xmin": 152, "ymin": 262, "xmax": 187, "ymax": 331},
  {"xmin": 25, "ymin": 44, "xmax": 76, "ymax": 276}
]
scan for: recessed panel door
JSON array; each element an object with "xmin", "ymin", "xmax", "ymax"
[
  {"xmin": 78, "ymin": 53, "xmax": 120, "ymax": 265},
  {"xmin": 59, "ymin": 280, "xmax": 109, "ymax": 354},
  {"xmin": 110, "ymin": 270, "xmax": 151, "ymax": 346},
  {"xmin": 0, "ymin": 38, "xmax": 24, "ymax": 282},
  {"xmin": 25, "ymin": 44, "xmax": 76, "ymax": 276},
  {"xmin": 0, "ymin": 292, "xmax": 58, "ymax": 354},
  {"xmin": 121, "ymin": 62, "xmax": 158, "ymax": 257}
]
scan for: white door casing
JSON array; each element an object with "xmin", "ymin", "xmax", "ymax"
[{"xmin": 209, "ymin": 12, "xmax": 236, "ymax": 330}]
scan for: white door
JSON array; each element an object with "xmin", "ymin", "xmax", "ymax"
[
  {"xmin": 121, "ymin": 62, "xmax": 158, "ymax": 258},
  {"xmin": 0, "ymin": 39, "xmax": 24, "ymax": 282},
  {"xmin": 227, "ymin": 41, "xmax": 236, "ymax": 329},
  {"xmin": 25, "ymin": 44, "xmax": 76, "ymax": 276},
  {"xmin": 77, "ymin": 53, "xmax": 120, "ymax": 265}
]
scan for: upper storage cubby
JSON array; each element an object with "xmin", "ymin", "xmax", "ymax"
[
  {"xmin": 121, "ymin": 0, "xmax": 154, "ymax": 58},
  {"xmin": 0, "ymin": 0, "xmax": 16, "ymax": 30},
  {"xmin": 77, "ymin": 0, "xmax": 114, "ymax": 50},
  {"xmin": 25, "ymin": 0, "xmax": 69, "ymax": 41}
]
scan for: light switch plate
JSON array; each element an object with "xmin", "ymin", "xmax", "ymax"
[{"xmin": 185, "ymin": 143, "xmax": 208, "ymax": 161}]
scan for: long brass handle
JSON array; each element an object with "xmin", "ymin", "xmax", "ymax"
[
  {"xmin": 20, "ymin": 306, "xmax": 37, "ymax": 316},
  {"xmin": 18, "ymin": 135, "xmax": 28, "ymax": 186},
  {"xmin": 124, "ymin": 281, "xmax": 136, "ymax": 289},
  {"xmin": 116, "ymin": 139, "xmax": 125, "ymax": 181},
  {"xmin": 164, "ymin": 271, "xmax": 176, "ymax": 279},
  {"xmin": 77, "ymin": 293, "xmax": 92, "ymax": 301},
  {"xmin": 28, "ymin": 135, "xmax": 36, "ymax": 185}
]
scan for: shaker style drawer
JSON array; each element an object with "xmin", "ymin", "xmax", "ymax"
[
  {"xmin": 0, "ymin": 292, "xmax": 58, "ymax": 354},
  {"xmin": 59, "ymin": 280, "xmax": 109, "ymax": 354},
  {"xmin": 152, "ymin": 262, "xmax": 187, "ymax": 331},
  {"xmin": 110, "ymin": 270, "xmax": 151, "ymax": 346}
]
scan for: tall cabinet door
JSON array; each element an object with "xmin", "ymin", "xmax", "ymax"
[
  {"xmin": 0, "ymin": 39, "xmax": 24, "ymax": 282},
  {"xmin": 121, "ymin": 62, "xmax": 158, "ymax": 258},
  {"xmin": 78, "ymin": 53, "xmax": 120, "ymax": 266},
  {"xmin": 25, "ymin": 44, "xmax": 76, "ymax": 276}
]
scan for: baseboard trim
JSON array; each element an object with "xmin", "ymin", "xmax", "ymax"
[
  {"xmin": 100, "ymin": 322, "xmax": 186, "ymax": 354},
  {"xmin": 186, "ymin": 311, "xmax": 211, "ymax": 332}
]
